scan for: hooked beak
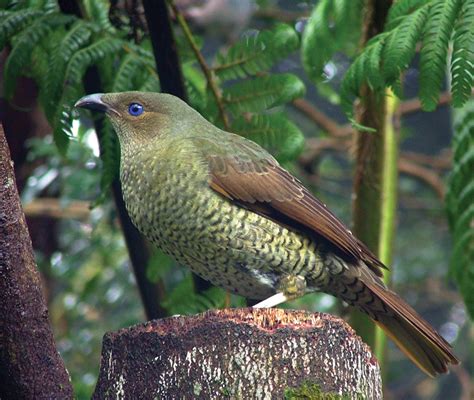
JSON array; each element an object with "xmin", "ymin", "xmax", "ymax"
[{"xmin": 75, "ymin": 93, "xmax": 119, "ymax": 115}]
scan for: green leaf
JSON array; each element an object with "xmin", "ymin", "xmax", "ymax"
[
  {"xmin": 231, "ymin": 113, "xmax": 305, "ymax": 162},
  {"xmin": 214, "ymin": 24, "xmax": 299, "ymax": 81},
  {"xmin": 223, "ymin": 73, "xmax": 305, "ymax": 115},
  {"xmin": 447, "ymin": 98, "xmax": 474, "ymax": 318},
  {"xmin": 450, "ymin": 0, "xmax": 474, "ymax": 108},
  {"xmin": 419, "ymin": 0, "xmax": 463, "ymax": 111}
]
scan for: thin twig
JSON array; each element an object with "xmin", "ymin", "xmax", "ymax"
[
  {"xmin": 301, "ymin": 136, "xmax": 446, "ymax": 199},
  {"xmin": 399, "ymin": 91, "xmax": 452, "ymax": 115},
  {"xmin": 168, "ymin": 1, "xmax": 230, "ymax": 130}
]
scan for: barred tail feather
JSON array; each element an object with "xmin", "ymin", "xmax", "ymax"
[{"xmin": 363, "ymin": 274, "xmax": 459, "ymax": 377}]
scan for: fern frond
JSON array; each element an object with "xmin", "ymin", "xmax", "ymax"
[
  {"xmin": 97, "ymin": 118, "xmax": 120, "ymax": 195},
  {"xmin": 382, "ymin": 5, "xmax": 430, "ymax": 84},
  {"xmin": 231, "ymin": 113, "xmax": 305, "ymax": 162},
  {"xmin": 447, "ymin": 99, "xmax": 474, "ymax": 318},
  {"xmin": 223, "ymin": 73, "xmax": 305, "ymax": 115},
  {"xmin": 386, "ymin": 0, "xmax": 430, "ymax": 29},
  {"xmin": 3, "ymin": 13, "xmax": 75, "ymax": 99},
  {"xmin": 450, "ymin": 0, "xmax": 474, "ymax": 107},
  {"xmin": 112, "ymin": 53, "xmax": 145, "ymax": 92},
  {"xmin": 53, "ymin": 37, "xmax": 124, "ymax": 153},
  {"xmin": 214, "ymin": 24, "xmax": 299, "ymax": 81},
  {"xmin": 64, "ymin": 37, "xmax": 123, "ymax": 91},
  {"xmin": 138, "ymin": 75, "xmax": 161, "ymax": 92},
  {"xmin": 161, "ymin": 275, "xmax": 226, "ymax": 315},
  {"xmin": 0, "ymin": 9, "xmax": 43, "ymax": 50},
  {"xmin": 419, "ymin": 0, "xmax": 463, "ymax": 111},
  {"xmin": 43, "ymin": 20, "xmax": 93, "ymax": 121}
]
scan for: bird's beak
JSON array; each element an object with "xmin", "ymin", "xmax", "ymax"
[{"xmin": 75, "ymin": 93, "xmax": 114, "ymax": 114}]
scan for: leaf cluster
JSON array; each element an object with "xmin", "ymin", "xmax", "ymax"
[
  {"xmin": 339, "ymin": 0, "xmax": 473, "ymax": 113},
  {"xmin": 0, "ymin": 0, "xmax": 160, "ymax": 194},
  {"xmin": 183, "ymin": 23, "xmax": 306, "ymax": 162},
  {"xmin": 447, "ymin": 99, "xmax": 474, "ymax": 319}
]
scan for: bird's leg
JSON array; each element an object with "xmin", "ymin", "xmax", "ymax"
[{"xmin": 252, "ymin": 275, "xmax": 307, "ymax": 308}]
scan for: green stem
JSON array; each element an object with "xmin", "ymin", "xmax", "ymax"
[
  {"xmin": 168, "ymin": 1, "xmax": 230, "ymax": 130},
  {"xmin": 374, "ymin": 89, "xmax": 399, "ymax": 372}
]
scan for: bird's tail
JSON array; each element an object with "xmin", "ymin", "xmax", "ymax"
[{"xmin": 358, "ymin": 269, "xmax": 459, "ymax": 377}]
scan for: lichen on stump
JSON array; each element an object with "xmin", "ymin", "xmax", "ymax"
[{"xmin": 93, "ymin": 308, "xmax": 381, "ymax": 399}]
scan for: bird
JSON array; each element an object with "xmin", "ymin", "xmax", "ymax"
[{"xmin": 75, "ymin": 91, "xmax": 459, "ymax": 377}]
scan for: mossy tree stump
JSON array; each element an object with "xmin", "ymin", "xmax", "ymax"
[{"xmin": 93, "ymin": 308, "xmax": 382, "ymax": 399}]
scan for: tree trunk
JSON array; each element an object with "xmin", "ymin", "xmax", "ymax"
[
  {"xmin": 0, "ymin": 124, "xmax": 73, "ymax": 399},
  {"xmin": 93, "ymin": 308, "xmax": 382, "ymax": 399}
]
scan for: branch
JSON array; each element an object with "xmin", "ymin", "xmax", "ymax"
[
  {"xmin": 398, "ymin": 91, "xmax": 452, "ymax": 115},
  {"xmin": 0, "ymin": 124, "xmax": 74, "ymax": 399},
  {"xmin": 292, "ymin": 98, "xmax": 348, "ymax": 137},
  {"xmin": 398, "ymin": 157, "xmax": 445, "ymax": 199},
  {"xmin": 142, "ymin": 0, "xmax": 186, "ymax": 98},
  {"xmin": 23, "ymin": 198, "xmax": 90, "ymax": 220},
  {"xmin": 168, "ymin": 1, "xmax": 230, "ymax": 130}
]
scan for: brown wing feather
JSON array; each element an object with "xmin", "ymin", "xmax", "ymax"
[{"xmin": 206, "ymin": 146, "xmax": 385, "ymax": 276}]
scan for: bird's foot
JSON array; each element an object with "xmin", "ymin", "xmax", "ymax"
[{"xmin": 252, "ymin": 274, "xmax": 306, "ymax": 308}]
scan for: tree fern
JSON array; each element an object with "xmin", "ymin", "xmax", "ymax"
[
  {"xmin": 223, "ymin": 73, "xmax": 305, "ymax": 115},
  {"xmin": 450, "ymin": 0, "xmax": 474, "ymax": 107},
  {"xmin": 447, "ymin": 99, "xmax": 474, "ymax": 318},
  {"xmin": 214, "ymin": 24, "xmax": 299, "ymax": 81},
  {"xmin": 419, "ymin": 0, "xmax": 463, "ymax": 111},
  {"xmin": 339, "ymin": 0, "xmax": 474, "ymax": 121},
  {"xmin": 231, "ymin": 113, "xmax": 305, "ymax": 163}
]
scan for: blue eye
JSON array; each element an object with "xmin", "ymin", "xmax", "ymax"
[{"xmin": 128, "ymin": 103, "xmax": 144, "ymax": 116}]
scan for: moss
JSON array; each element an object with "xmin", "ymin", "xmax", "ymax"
[{"xmin": 284, "ymin": 381, "xmax": 364, "ymax": 400}]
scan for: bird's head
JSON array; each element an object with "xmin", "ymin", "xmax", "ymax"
[{"xmin": 75, "ymin": 91, "xmax": 205, "ymax": 151}]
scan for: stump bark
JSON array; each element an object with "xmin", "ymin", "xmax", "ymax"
[{"xmin": 93, "ymin": 308, "xmax": 382, "ymax": 399}]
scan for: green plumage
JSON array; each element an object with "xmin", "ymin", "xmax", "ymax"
[
  {"xmin": 75, "ymin": 91, "xmax": 458, "ymax": 376},
  {"xmin": 118, "ymin": 102, "xmax": 330, "ymax": 300}
]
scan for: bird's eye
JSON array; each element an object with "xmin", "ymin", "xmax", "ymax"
[{"xmin": 128, "ymin": 103, "xmax": 144, "ymax": 116}]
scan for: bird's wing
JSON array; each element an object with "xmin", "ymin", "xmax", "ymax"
[{"xmin": 196, "ymin": 134, "xmax": 386, "ymax": 277}]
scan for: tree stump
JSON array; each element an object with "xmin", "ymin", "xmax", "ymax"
[{"xmin": 93, "ymin": 308, "xmax": 382, "ymax": 399}]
